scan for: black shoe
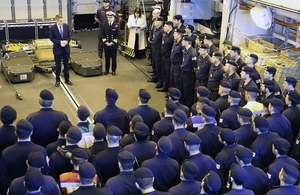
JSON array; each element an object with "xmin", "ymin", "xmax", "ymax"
[
  {"xmin": 147, "ymin": 70, "xmax": 154, "ymax": 73},
  {"xmin": 55, "ymin": 81, "xmax": 60, "ymax": 87},
  {"xmin": 165, "ymin": 94, "xmax": 169, "ymax": 98},
  {"xmin": 147, "ymin": 79, "xmax": 157, "ymax": 83},
  {"xmin": 155, "ymin": 84, "xmax": 163, "ymax": 88},
  {"xmin": 112, "ymin": 72, "xmax": 116, "ymax": 76},
  {"xmin": 104, "ymin": 71, "xmax": 108, "ymax": 75},
  {"xmin": 146, "ymin": 63, "xmax": 152, "ymax": 66},
  {"xmin": 65, "ymin": 81, "xmax": 73, "ymax": 86},
  {"xmin": 157, "ymin": 88, "xmax": 168, "ymax": 92}
]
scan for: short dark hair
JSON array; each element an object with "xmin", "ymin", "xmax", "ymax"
[
  {"xmin": 80, "ymin": 177, "xmax": 94, "ymax": 185},
  {"xmin": 16, "ymin": 128, "xmax": 31, "ymax": 140},
  {"xmin": 136, "ymin": 177, "xmax": 153, "ymax": 189}
]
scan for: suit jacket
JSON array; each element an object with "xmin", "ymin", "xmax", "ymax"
[
  {"xmin": 49, "ymin": 23, "xmax": 71, "ymax": 55},
  {"xmin": 100, "ymin": 21, "xmax": 119, "ymax": 49}
]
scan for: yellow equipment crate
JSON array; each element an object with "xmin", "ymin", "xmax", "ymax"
[{"xmin": 33, "ymin": 39, "xmax": 54, "ymax": 61}]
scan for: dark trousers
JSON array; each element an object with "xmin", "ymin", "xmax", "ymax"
[
  {"xmin": 98, "ymin": 39, "xmax": 104, "ymax": 58},
  {"xmin": 54, "ymin": 50, "xmax": 70, "ymax": 82},
  {"xmin": 151, "ymin": 46, "xmax": 161, "ymax": 82},
  {"xmin": 181, "ymin": 70, "xmax": 195, "ymax": 108},
  {"xmin": 134, "ymin": 34, "xmax": 142, "ymax": 58},
  {"xmin": 104, "ymin": 47, "xmax": 117, "ymax": 72},
  {"xmin": 162, "ymin": 56, "xmax": 171, "ymax": 89},
  {"xmin": 170, "ymin": 64, "xmax": 181, "ymax": 90}
]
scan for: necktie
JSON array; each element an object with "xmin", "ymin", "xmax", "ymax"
[{"xmin": 59, "ymin": 25, "xmax": 63, "ymax": 39}]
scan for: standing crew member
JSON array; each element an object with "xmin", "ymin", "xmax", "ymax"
[
  {"xmin": 101, "ymin": 11, "xmax": 119, "ymax": 75},
  {"xmin": 180, "ymin": 36, "xmax": 197, "ymax": 108},
  {"xmin": 95, "ymin": 0, "xmax": 114, "ymax": 59},
  {"xmin": 50, "ymin": 14, "xmax": 72, "ymax": 87}
]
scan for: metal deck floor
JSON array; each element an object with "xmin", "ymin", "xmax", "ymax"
[{"xmin": 0, "ymin": 31, "xmax": 165, "ymax": 124}]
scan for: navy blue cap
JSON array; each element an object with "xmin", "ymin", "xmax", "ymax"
[
  {"xmin": 165, "ymin": 21, "xmax": 173, "ymax": 27},
  {"xmin": 265, "ymin": 66, "xmax": 276, "ymax": 75},
  {"xmin": 220, "ymin": 128, "xmax": 235, "ymax": 142},
  {"xmin": 28, "ymin": 152, "xmax": 45, "ymax": 169},
  {"xmin": 285, "ymin": 76, "xmax": 297, "ymax": 84},
  {"xmin": 196, "ymin": 86, "xmax": 209, "ymax": 97},
  {"xmin": 205, "ymin": 171, "xmax": 221, "ymax": 192},
  {"xmin": 213, "ymin": 52, "xmax": 223, "ymax": 58},
  {"xmin": 118, "ymin": 149, "xmax": 135, "ymax": 164},
  {"xmin": 107, "ymin": 125, "xmax": 122, "ymax": 136},
  {"xmin": 204, "ymin": 34, "xmax": 214, "ymax": 40},
  {"xmin": 231, "ymin": 46, "xmax": 241, "ymax": 52},
  {"xmin": 77, "ymin": 106, "xmax": 90, "ymax": 120},
  {"xmin": 197, "ymin": 97, "xmax": 210, "ymax": 105},
  {"xmin": 173, "ymin": 15, "xmax": 183, "ymax": 20},
  {"xmin": 79, "ymin": 162, "xmax": 96, "ymax": 178},
  {"xmin": 226, "ymin": 60, "xmax": 238, "ymax": 67},
  {"xmin": 72, "ymin": 148, "xmax": 88, "ymax": 160},
  {"xmin": 229, "ymin": 90, "xmax": 241, "ymax": 98},
  {"xmin": 131, "ymin": 114, "xmax": 144, "ymax": 128},
  {"xmin": 155, "ymin": 17, "xmax": 164, "ymax": 22},
  {"xmin": 199, "ymin": 44, "xmax": 209, "ymax": 50},
  {"xmin": 103, "ymin": 0, "xmax": 110, "ymax": 3},
  {"xmin": 165, "ymin": 100, "xmax": 177, "ymax": 113},
  {"xmin": 235, "ymin": 147, "xmax": 253, "ymax": 161},
  {"xmin": 1, "ymin": 105, "xmax": 17, "ymax": 123},
  {"xmin": 182, "ymin": 160, "xmax": 198, "ymax": 179},
  {"xmin": 67, "ymin": 126, "xmax": 82, "ymax": 142},
  {"xmin": 182, "ymin": 35, "xmax": 193, "ymax": 42},
  {"xmin": 17, "ymin": 119, "xmax": 33, "ymax": 132},
  {"xmin": 135, "ymin": 167, "xmax": 154, "ymax": 179},
  {"xmin": 287, "ymin": 91, "xmax": 300, "ymax": 104},
  {"xmin": 230, "ymin": 163, "xmax": 248, "ymax": 184},
  {"xmin": 220, "ymin": 80, "xmax": 232, "ymax": 89},
  {"xmin": 262, "ymin": 80, "xmax": 275, "ymax": 88},
  {"xmin": 282, "ymin": 164, "xmax": 299, "ymax": 180},
  {"xmin": 158, "ymin": 136, "xmax": 172, "ymax": 153},
  {"xmin": 238, "ymin": 108, "xmax": 253, "ymax": 118},
  {"xmin": 273, "ymin": 137, "xmax": 290, "ymax": 154},
  {"xmin": 202, "ymin": 105, "xmax": 216, "ymax": 117},
  {"xmin": 254, "ymin": 116, "xmax": 269, "ymax": 129},
  {"xmin": 134, "ymin": 122, "xmax": 149, "ymax": 135},
  {"xmin": 40, "ymin": 89, "xmax": 54, "ymax": 100},
  {"xmin": 139, "ymin": 89, "xmax": 151, "ymax": 100},
  {"xmin": 185, "ymin": 24, "xmax": 194, "ymax": 31},
  {"xmin": 59, "ymin": 120, "xmax": 72, "ymax": 135},
  {"xmin": 269, "ymin": 98, "xmax": 284, "ymax": 108},
  {"xmin": 174, "ymin": 28, "xmax": 185, "ymax": 34},
  {"xmin": 249, "ymin": 54, "xmax": 258, "ymax": 62},
  {"xmin": 184, "ymin": 133, "xmax": 202, "ymax": 145},
  {"xmin": 93, "ymin": 123, "xmax": 106, "ymax": 139},
  {"xmin": 242, "ymin": 66, "xmax": 254, "ymax": 74},
  {"xmin": 173, "ymin": 109, "xmax": 187, "ymax": 123},
  {"xmin": 106, "ymin": 88, "xmax": 118, "ymax": 100},
  {"xmin": 25, "ymin": 168, "xmax": 44, "ymax": 189},
  {"xmin": 168, "ymin": 88, "xmax": 181, "ymax": 98},
  {"xmin": 244, "ymin": 85, "xmax": 260, "ymax": 93}
]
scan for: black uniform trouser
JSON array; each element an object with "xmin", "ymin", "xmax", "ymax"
[
  {"xmin": 181, "ymin": 70, "xmax": 195, "ymax": 108},
  {"xmin": 134, "ymin": 34, "xmax": 142, "ymax": 58},
  {"xmin": 54, "ymin": 50, "xmax": 70, "ymax": 82},
  {"xmin": 151, "ymin": 46, "xmax": 161, "ymax": 82},
  {"xmin": 98, "ymin": 26, "xmax": 104, "ymax": 58},
  {"xmin": 161, "ymin": 55, "xmax": 171, "ymax": 89},
  {"xmin": 170, "ymin": 63, "xmax": 181, "ymax": 89},
  {"xmin": 104, "ymin": 47, "xmax": 117, "ymax": 72}
]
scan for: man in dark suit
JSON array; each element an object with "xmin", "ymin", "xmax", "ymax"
[
  {"xmin": 100, "ymin": 11, "xmax": 119, "ymax": 76},
  {"xmin": 50, "ymin": 14, "xmax": 72, "ymax": 87}
]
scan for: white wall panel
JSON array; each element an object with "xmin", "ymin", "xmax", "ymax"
[
  {"xmin": 14, "ymin": 0, "xmax": 29, "ymax": 19},
  {"xmin": 0, "ymin": 1, "xmax": 12, "ymax": 20},
  {"xmin": 31, "ymin": 0, "xmax": 45, "ymax": 19},
  {"xmin": 259, "ymin": 0, "xmax": 300, "ymax": 11}
]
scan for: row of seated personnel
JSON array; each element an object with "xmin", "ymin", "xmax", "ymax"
[{"xmin": 0, "ymin": 87, "xmax": 300, "ymax": 195}]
